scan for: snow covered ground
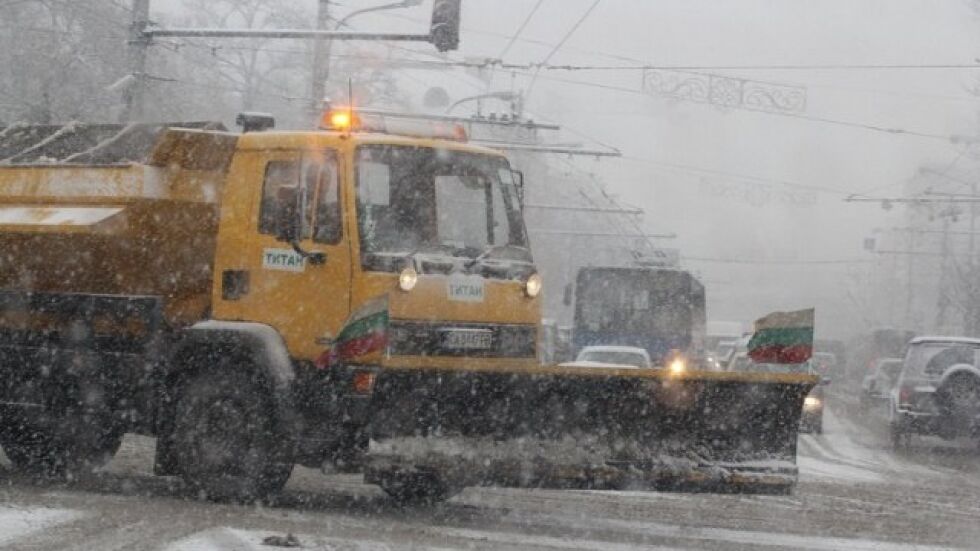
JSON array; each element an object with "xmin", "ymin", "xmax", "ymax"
[{"xmin": 1, "ymin": 399, "xmax": 978, "ymax": 550}]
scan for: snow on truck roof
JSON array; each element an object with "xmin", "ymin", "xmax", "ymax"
[
  {"xmin": 0, "ymin": 122, "xmax": 226, "ymax": 165},
  {"xmin": 909, "ymin": 336, "xmax": 980, "ymax": 346},
  {"xmin": 236, "ymin": 129, "xmax": 508, "ymax": 157},
  {"xmin": 0, "ymin": 122, "xmax": 508, "ymax": 168}
]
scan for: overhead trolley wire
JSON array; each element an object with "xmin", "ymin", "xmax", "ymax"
[{"xmin": 497, "ymin": 0, "xmax": 546, "ymax": 60}]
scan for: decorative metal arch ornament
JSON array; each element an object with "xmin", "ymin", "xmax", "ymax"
[{"xmin": 641, "ymin": 69, "xmax": 807, "ymax": 115}]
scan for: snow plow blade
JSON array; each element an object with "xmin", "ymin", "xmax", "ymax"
[{"xmin": 364, "ymin": 364, "xmax": 817, "ymax": 497}]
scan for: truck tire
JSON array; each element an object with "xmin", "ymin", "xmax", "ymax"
[
  {"xmin": 172, "ymin": 370, "xmax": 292, "ymax": 502},
  {"xmin": 378, "ymin": 470, "xmax": 459, "ymax": 505}
]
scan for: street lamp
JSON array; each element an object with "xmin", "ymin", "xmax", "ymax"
[{"xmin": 312, "ymin": 0, "xmax": 423, "ymax": 112}]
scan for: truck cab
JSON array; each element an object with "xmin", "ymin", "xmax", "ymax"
[
  {"xmin": 216, "ymin": 118, "xmax": 543, "ymax": 469},
  {"xmin": 0, "ymin": 112, "xmax": 542, "ymax": 499},
  {"xmin": 214, "ymin": 116, "xmax": 540, "ymax": 367}
]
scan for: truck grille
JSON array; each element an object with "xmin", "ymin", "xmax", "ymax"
[{"xmin": 388, "ymin": 321, "xmax": 536, "ymax": 358}]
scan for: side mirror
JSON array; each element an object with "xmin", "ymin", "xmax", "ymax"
[
  {"xmin": 275, "ymin": 186, "xmax": 301, "ymax": 243},
  {"xmin": 821, "ymin": 377, "xmax": 832, "ymax": 386},
  {"xmin": 562, "ymin": 283, "xmax": 573, "ymax": 306}
]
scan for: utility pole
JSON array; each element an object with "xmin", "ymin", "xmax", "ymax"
[
  {"xmin": 970, "ymin": 182, "xmax": 978, "ymax": 335},
  {"xmin": 309, "ymin": 2, "xmax": 427, "ymax": 116},
  {"xmin": 905, "ymin": 228, "xmax": 915, "ymax": 328},
  {"xmin": 936, "ymin": 216, "xmax": 950, "ymax": 330},
  {"xmin": 311, "ymin": 0, "xmax": 331, "ymax": 115},
  {"xmin": 122, "ymin": 0, "xmax": 151, "ymax": 122}
]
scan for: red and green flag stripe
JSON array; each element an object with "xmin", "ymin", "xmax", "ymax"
[
  {"xmin": 316, "ymin": 295, "xmax": 389, "ymax": 368},
  {"xmin": 747, "ymin": 308, "xmax": 814, "ymax": 364}
]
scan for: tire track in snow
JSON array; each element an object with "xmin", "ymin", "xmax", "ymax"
[
  {"xmin": 504, "ymin": 510, "xmax": 963, "ymax": 551},
  {"xmin": 796, "ymin": 436, "xmax": 883, "ymax": 484},
  {"xmin": 165, "ymin": 526, "xmax": 684, "ymax": 551},
  {"xmin": 0, "ymin": 505, "xmax": 84, "ymax": 548}
]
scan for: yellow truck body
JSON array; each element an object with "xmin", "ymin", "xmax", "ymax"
[
  {"xmin": 0, "ymin": 120, "xmax": 541, "ymax": 499},
  {"xmin": 0, "ymin": 119, "xmax": 815, "ymax": 504}
]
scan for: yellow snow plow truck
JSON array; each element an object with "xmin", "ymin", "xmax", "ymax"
[{"xmin": 0, "ymin": 112, "xmax": 815, "ymax": 503}]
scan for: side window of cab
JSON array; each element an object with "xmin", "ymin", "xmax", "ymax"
[
  {"xmin": 308, "ymin": 154, "xmax": 342, "ymax": 244},
  {"xmin": 257, "ymin": 152, "xmax": 341, "ymax": 243}
]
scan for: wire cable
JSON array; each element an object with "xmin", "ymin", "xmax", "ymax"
[
  {"xmin": 524, "ymin": 0, "xmax": 602, "ymax": 100},
  {"xmin": 497, "ymin": 0, "xmax": 546, "ymax": 60}
]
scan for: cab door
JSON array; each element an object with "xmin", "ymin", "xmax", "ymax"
[{"xmin": 236, "ymin": 149, "xmax": 351, "ymax": 361}]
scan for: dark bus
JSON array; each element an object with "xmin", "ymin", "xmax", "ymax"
[{"xmin": 570, "ymin": 266, "xmax": 706, "ymax": 365}]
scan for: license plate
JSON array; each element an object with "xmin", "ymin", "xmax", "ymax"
[{"xmin": 442, "ymin": 329, "xmax": 493, "ymax": 350}]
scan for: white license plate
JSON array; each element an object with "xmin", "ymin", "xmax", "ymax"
[{"xmin": 442, "ymin": 330, "xmax": 493, "ymax": 350}]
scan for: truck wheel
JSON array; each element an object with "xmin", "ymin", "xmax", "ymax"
[
  {"xmin": 0, "ymin": 413, "xmax": 122, "ymax": 478},
  {"xmin": 173, "ymin": 371, "xmax": 292, "ymax": 502},
  {"xmin": 379, "ymin": 471, "xmax": 459, "ymax": 505}
]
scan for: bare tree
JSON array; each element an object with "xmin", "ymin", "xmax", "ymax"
[{"xmin": 0, "ymin": 1, "xmax": 129, "ymax": 123}]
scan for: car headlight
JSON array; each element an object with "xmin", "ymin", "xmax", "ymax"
[
  {"xmin": 804, "ymin": 396, "xmax": 821, "ymax": 408},
  {"xmin": 524, "ymin": 272, "xmax": 542, "ymax": 298},
  {"xmin": 669, "ymin": 358, "xmax": 686, "ymax": 374},
  {"xmin": 398, "ymin": 266, "xmax": 418, "ymax": 292}
]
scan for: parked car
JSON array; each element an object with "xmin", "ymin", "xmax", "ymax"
[
  {"xmin": 714, "ymin": 339, "xmax": 738, "ymax": 365},
  {"xmin": 860, "ymin": 357, "xmax": 903, "ymax": 412},
  {"xmin": 889, "ymin": 336, "xmax": 980, "ymax": 449},
  {"xmin": 728, "ymin": 352, "xmax": 828, "ymax": 434},
  {"xmin": 563, "ymin": 345, "xmax": 652, "ymax": 369}
]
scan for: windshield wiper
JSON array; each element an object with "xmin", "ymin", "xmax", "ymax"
[
  {"xmin": 464, "ymin": 244, "xmax": 531, "ymax": 271},
  {"xmin": 400, "ymin": 244, "xmax": 467, "ymax": 269}
]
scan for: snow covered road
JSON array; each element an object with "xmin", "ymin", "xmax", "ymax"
[{"xmin": 1, "ymin": 399, "xmax": 978, "ymax": 550}]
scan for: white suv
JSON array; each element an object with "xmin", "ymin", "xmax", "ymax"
[{"xmin": 889, "ymin": 336, "xmax": 980, "ymax": 449}]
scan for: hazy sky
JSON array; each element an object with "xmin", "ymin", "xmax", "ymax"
[
  {"xmin": 156, "ymin": 0, "xmax": 980, "ymax": 335},
  {"xmin": 422, "ymin": 0, "xmax": 980, "ymax": 334}
]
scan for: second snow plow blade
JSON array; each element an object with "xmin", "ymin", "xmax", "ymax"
[{"xmin": 364, "ymin": 363, "xmax": 817, "ymax": 500}]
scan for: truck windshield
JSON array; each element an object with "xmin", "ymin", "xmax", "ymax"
[{"xmin": 356, "ymin": 145, "xmax": 528, "ymax": 266}]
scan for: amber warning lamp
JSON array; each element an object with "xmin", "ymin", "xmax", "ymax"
[
  {"xmin": 320, "ymin": 108, "xmax": 470, "ymax": 143},
  {"xmin": 321, "ymin": 107, "xmax": 360, "ymax": 132}
]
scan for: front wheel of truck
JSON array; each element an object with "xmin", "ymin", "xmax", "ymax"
[{"xmin": 173, "ymin": 370, "xmax": 293, "ymax": 502}]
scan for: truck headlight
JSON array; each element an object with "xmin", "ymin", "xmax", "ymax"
[
  {"xmin": 398, "ymin": 266, "xmax": 418, "ymax": 292},
  {"xmin": 669, "ymin": 358, "xmax": 686, "ymax": 374},
  {"xmin": 804, "ymin": 396, "xmax": 821, "ymax": 408},
  {"xmin": 525, "ymin": 272, "xmax": 542, "ymax": 298}
]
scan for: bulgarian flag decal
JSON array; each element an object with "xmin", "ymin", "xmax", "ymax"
[
  {"xmin": 747, "ymin": 308, "xmax": 814, "ymax": 364},
  {"xmin": 317, "ymin": 295, "xmax": 389, "ymax": 368}
]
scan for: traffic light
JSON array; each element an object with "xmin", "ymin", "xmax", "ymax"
[{"xmin": 431, "ymin": 0, "xmax": 461, "ymax": 52}]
